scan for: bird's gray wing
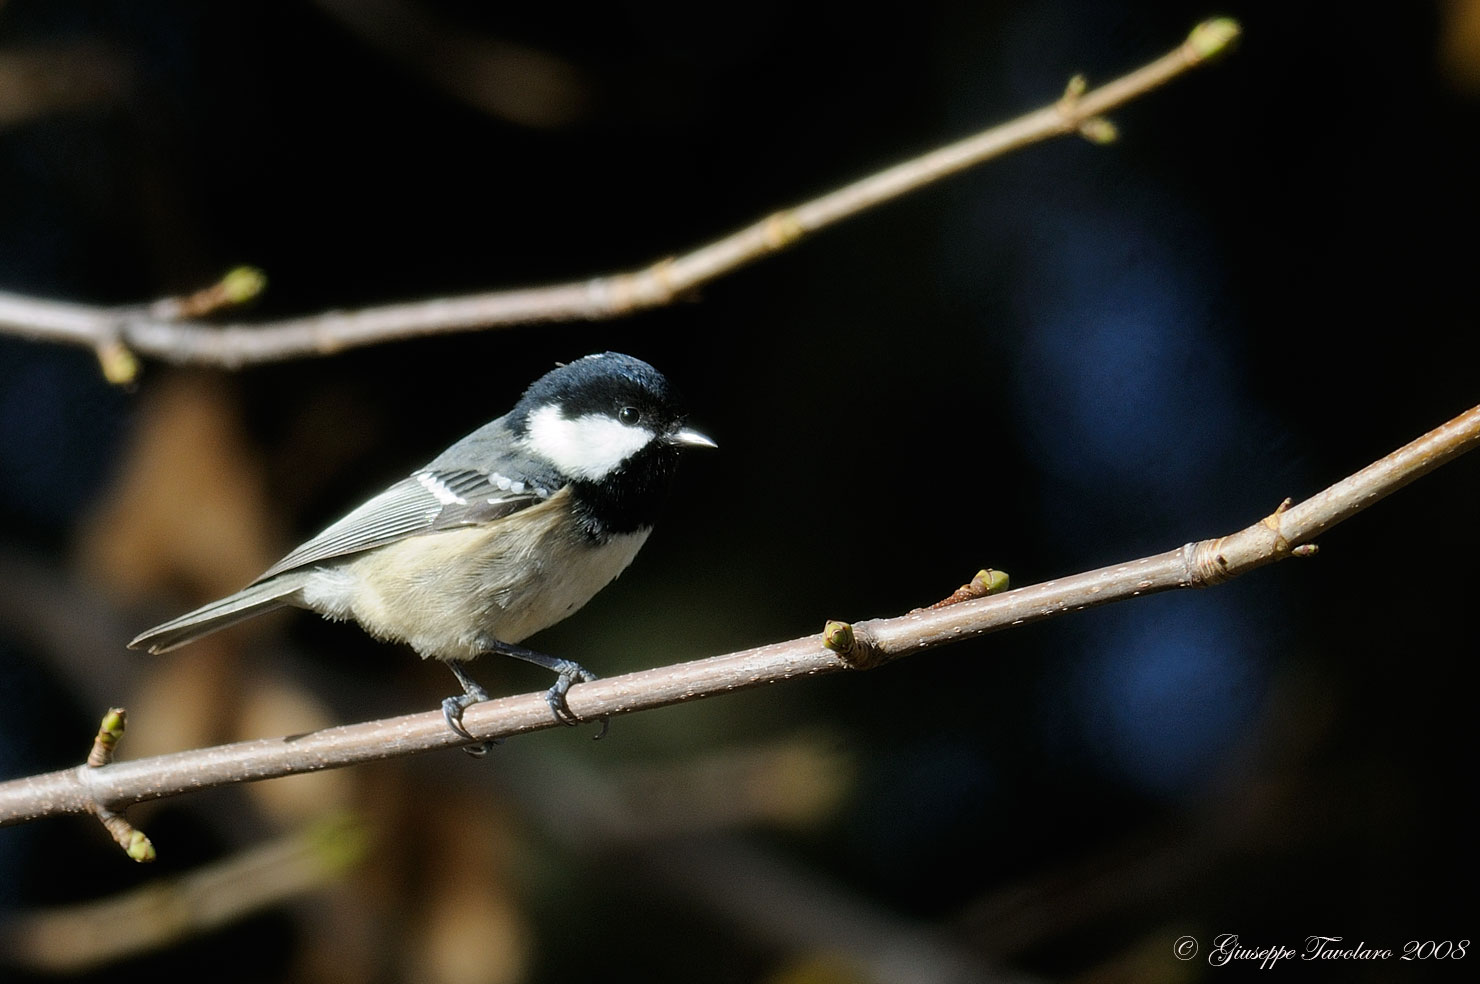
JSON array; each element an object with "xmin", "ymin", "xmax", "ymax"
[{"xmin": 253, "ymin": 468, "xmax": 547, "ymax": 582}]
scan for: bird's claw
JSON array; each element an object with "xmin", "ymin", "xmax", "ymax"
[
  {"xmin": 442, "ymin": 685, "xmax": 498, "ymax": 755},
  {"xmin": 441, "ymin": 694, "xmax": 478, "ymax": 740},
  {"xmin": 544, "ymin": 664, "xmax": 609, "ymax": 738}
]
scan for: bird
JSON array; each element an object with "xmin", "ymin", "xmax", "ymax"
[{"xmin": 129, "ymin": 352, "xmax": 715, "ymax": 745}]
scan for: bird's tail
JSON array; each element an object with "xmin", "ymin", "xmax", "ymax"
[{"xmin": 128, "ymin": 574, "xmax": 307, "ymax": 654}]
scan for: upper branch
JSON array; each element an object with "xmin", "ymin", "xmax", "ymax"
[
  {"xmin": 0, "ymin": 19, "xmax": 1239, "ymax": 371},
  {"xmin": 2, "ymin": 397, "xmax": 1474, "ymax": 830}
]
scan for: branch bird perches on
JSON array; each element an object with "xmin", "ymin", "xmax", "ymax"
[{"xmin": 2, "ymin": 400, "xmax": 1477, "ymax": 848}]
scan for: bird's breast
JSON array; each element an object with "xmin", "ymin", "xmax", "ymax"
[{"xmin": 314, "ymin": 488, "xmax": 651, "ymax": 660}]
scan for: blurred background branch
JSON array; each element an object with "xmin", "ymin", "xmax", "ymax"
[
  {"xmin": 309, "ymin": 0, "xmax": 593, "ymax": 130},
  {"xmin": 0, "ymin": 813, "xmax": 369, "ymax": 972},
  {"xmin": 0, "ymin": 19, "xmax": 1237, "ymax": 372}
]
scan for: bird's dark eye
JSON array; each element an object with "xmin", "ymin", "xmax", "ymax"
[{"xmin": 618, "ymin": 406, "xmax": 642, "ymax": 426}]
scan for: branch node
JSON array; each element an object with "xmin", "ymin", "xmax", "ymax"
[
  {"xmin": 648, "ymin": 257, "xmax": 681, "ymax": 301},
  {"xmin": 1056, "ymin": 74, "xmax": 1089, "ymax": 130},
  {"xmin": 611, "ymin": 259, "xmax": 681, "ymax": 313},
  {"xmin": 761, "ymin": 210, "xmax": 806, "ymax": 251},
  {"xmin": 87, "ymin": 707, "xmax": 128, "ymax": 768},
  {"xmin": 80, "ymin": 707, "xmax": 156, "ymax": 860},
  {"xmin": 1184, "ymin": 538, "xmax": 1235, "ymax": 586},
  {"xmin": 1261, "ymin": 497, "xmax": 1295, "ymax": 555}
]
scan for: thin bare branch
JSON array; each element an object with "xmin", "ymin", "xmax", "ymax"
[
  {"xmin": 0, "ymin": 814, "xmax": 367, "ymax": 972},
  {"xmin": 2, "ymin": 399, "xmax": 1474, "ymax": 838},
  {"xmin": 0, "ymin": 19, "xmax": 1240, "ymax": 370}
]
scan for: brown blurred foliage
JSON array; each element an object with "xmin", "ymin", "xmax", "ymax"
[
  {"xmin": 1442, "ymin": 0, "xmax": 1480, "ymax": 90},
  {"xmin": 78, "ymin": 372, "xmax": 280, "ymax": 609}
]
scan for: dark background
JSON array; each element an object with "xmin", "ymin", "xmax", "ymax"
[{"xmin": 1, "ymin": 1, "xmax": 1476, "ymax": 982}]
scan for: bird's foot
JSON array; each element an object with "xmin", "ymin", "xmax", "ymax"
[
  {"xmin": 443, "ymin": 663, "xmax": 498, "ymax": 756},
  {"xmin": 474, "ymin": 635, "xmax": 609, "ymax": 738}
]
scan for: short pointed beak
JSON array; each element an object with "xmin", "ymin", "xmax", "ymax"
[{"xmin": 665, "ymin": 426, "xmax": 718, "ymax": 450}]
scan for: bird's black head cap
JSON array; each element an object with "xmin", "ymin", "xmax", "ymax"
[{"xmin": 510, "ymin": 352, "xmax": 687, "ymax": 435}]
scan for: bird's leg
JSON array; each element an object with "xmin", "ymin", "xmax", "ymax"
[
  {"xmin": 475, "ymin": 634, "xmax": 607, "ymax": 737},
  {"xmin": 442, "ymin": 660, "xmax": 496, "ymax": 756}
]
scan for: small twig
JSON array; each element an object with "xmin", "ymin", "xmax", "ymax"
[
  {"xmin": 0, "ymin": 19, "xmax": 1240, "ymax": 370},
  {"xmin": 80, "ymin": 708, "xmax": 155, "ymax": 861},
  {"xmin": 922, "ymin": 569, "xmax": 1011, "ymax": 611},
  {"xmin": 90, "ymin": 807, "xmax": 155, "ymax": 863},
  {"xmin": 86, "ymin": 707, "xmax": 127, "ymax": 768},
  {"xmin": 0, "ymin": 398, "xmax": 1472, "ymax": 830},
  {"xmin": 147, "ymin": 266, "xmax": 267, "ymax": 321}
]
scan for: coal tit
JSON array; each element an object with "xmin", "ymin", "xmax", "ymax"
[{"xmin": 129, "ymin": 352, "xmax": 715, "ymax": 741}]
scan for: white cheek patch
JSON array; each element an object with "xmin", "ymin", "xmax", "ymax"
[{"xmin": 525, "ymin": 405, "xmax": 654, "ymax": 480}]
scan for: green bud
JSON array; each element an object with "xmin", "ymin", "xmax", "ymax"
[
  {"xmin": 822, "ymin": 620, "xmax": 855, "ymax": 655},
  {"xmin": 975, "ymin": 569, "xmax": 1011, "ymax": 595},
  {"xmin": 1188, "ymin": 18, "xmax": 1241, "ymax": 61},
  {"xmin": 220, "ymin": 266, "xmax": 268, "ymax": 305},
  {"xmin": 126, "ymin": 830, "xmax": 156, "ymax": 863}
]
